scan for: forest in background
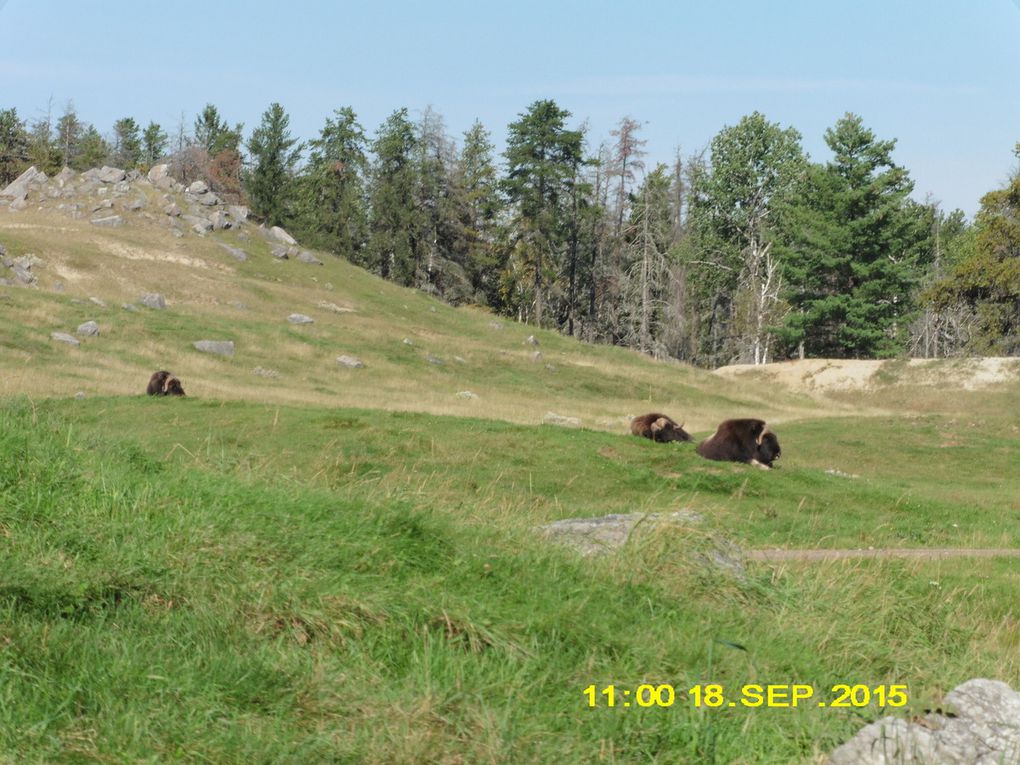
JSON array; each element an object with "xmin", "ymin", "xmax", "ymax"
[{"xmin": 1, "ymin": 100, "xmax": 1017, "ymax": 366}]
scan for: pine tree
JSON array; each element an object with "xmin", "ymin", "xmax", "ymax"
[
  {"xmin": 366, "ymin": 108, "xmax": 419, "ymax": 283},
  {"xmin": 75, "ymin": 126, "xmax": 109, "ymax": 170},
  {"xmin": 244, "ymin": 103, "xmax": 302, "ymax": 227},
  {"xmin": 296, "ymin": 107, "xmax": 369, "ymax": 261},
  {"xmin": 193, "ymin": 104, "xmax": 242, "ymax": 157},
  {"xmin": 501, "ymin": 99, "xmax": 584, "ymax": 326},
  {"xmin": 111, "ymin": 117, "xmax": 143, "ymax": 168},
  {"xmin": 457, "ymin": 120, "xmax": 503, "ymax": 304},
  {"xmin": 142, "ymin": 122, "xmax": 168, "ymax": 166},
  {"xmin": 781, "ymin": 114, "xmax": 929, "ymax": 358},
  {"xmin": 0, "ymin": 107, "xmax": 29, "ymax": 184},
  {"xmin": 55, "ymin": 103, "xmax": 83, "ymax": 170}
]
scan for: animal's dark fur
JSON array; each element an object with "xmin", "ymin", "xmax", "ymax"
[
  {"xmin": 630, "ymin": 413, "xmax": 693, "ymax": 443},
  {"xmin": 696, "ymin": 418, "xmax": 781, "ymax": 468},
  {"xmin": 146, "ymin": 370, "xmax": 186, "ymax": 397}
]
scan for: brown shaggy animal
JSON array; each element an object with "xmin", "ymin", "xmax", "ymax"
[
  {"xmin": 696, "ymin": 418, "xmax": 780, "ymax": 469},
  {"xmin": 146, "ymin": 370, "xmax": 186, "ymax": 397},
  {"xmin": 630, "ymin": 413, "xmax": 694, "ymax": 443}
]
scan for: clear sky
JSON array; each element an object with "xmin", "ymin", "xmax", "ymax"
[{"xmin": 1, "ymin": 0, "xmax": 1017, "ymax": 217}]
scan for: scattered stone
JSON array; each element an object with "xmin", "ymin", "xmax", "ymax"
[
  {"xmin": 336, "ymin": 355, "xmax": 365, "ymax": 369},
  {"xmin": 193, "ymin": 340, "xmax": 235, "ymax": 356},
  {"xmin": 825, "ymin": 468, "xmax": 860, "ymax": 479},
  {"xmin": 113, "ymin": 180, "xmax": 130, "ymax": 194},
  {"xmin": 76, "ymin": 320, "xmax": 100, "ymax": 337},
  {"xmin": 147, "ymin": 164, "xmax": 172, "ymax": 186},
  {"xmin": 74, "ymin": 391, "xmax": 87, "ymax": 400},
  {"xmin": 122, "ymin": 303, "xmax": 139, "ymax": 312},
  {"xmin": 829, "ymin": 679, "xmax": 1020, "ymax": 765},
  {"xmin": 488, "ymin": 321, "xmax": 503, "ymax": 330},
  {"xmin": 540, "ymin": 511, "xmax": 706, "ymax": 556},
  {"xmin": 252, "ymin": 366, "xmax": 280, "ymax": 378},
  {"xmin": 91, "ymin": 199, "xmax": 114, "ymax": 212},
  {"xmin": 545, "ymin": 364, "xmax": 557, "ymax": 371},
  {"xmin": 124, "ymin": 197, "xmax": 146, "ymax": 211},
  {"xmin": 126, "ymin": 169, "xmax": 142, "ymax": 182},
  {"xmin": 316, "ymin": 300, "xmax": 354, "ymax": 313},
  {"xmin": 218, "ymin": 244, "xmax": 247, "ymax": 262},
  {"xmin": 269, "ymin": 225, "xmax": 297, "ymax": 245},
  {"xmin": 208, "ymin": 211, "xmax": 229, "ymax": 229},
  {"xmin": 270, "ymin": 243, "xmax": 289, "ymax": 260},
  {"xmin": 228, "ymin": 205, "xmax": 249, "ymax": 222},
  {"xmin": 426, "ymin": 353, "xmax": 444, "ymax": 365},
  {"xmin": 0, "ymin": 165, "xmax": 43, "ymax": 200},
  {"xmin": 288, "ymin": 313, "xmax": 314, "ymax": 324},
  {"xmin": 543, "ymin": 412, "xmax": 581, "ymax": 427},
  {"xmin": 97, "ymin": 166, "xmax": 126, "ymax": 184},
  {"xmin": 51, "ymin": 332, "xmax": 80, "ymax": 347},
  {"xmin": 454, "ymin": 356, "xmax": 467, "ymax": 363},
  {"xmin": 526, "ymin": 335, "xmax": 539, "ymax": 346},
  {"xmin": 54, "ymin": 167, "xmax": 76, "ymax": 187},
  {"xmin": 198, "ymin": 192, "xmax": 220, "ymax": 206},
  {"xmin": 90, "ymin": 215, "xmax": 124, "ymax": 228},
  {"xmin": 187, "ymin": 180, "xmax": 209, "ymax": 195},
  {"xmin": 163, "ymin": 203, "xmax": 181, "ymax": 217},
  {"xmin": 456, "ymin": 391, "xmax": 478, "ymax": 399},
  {"xmin": 182, "ymin": 214, "xmax": 212, "ymax": 232},
  {"xmin": 294, "ymin": 250, "xmax": 323, "ymax": 265},
  {"xmin": 531, "ymin": 351, "xmax": 543, "ymax": 362},
  {"xmin": 402, "ymin": 338, "xmax": 414, "ymax": 346},
  {"xmin": 89, "ymin": 296, "xmax": 106, "ymax": 308},
  {"xmin": 140, "ymin": 293, "xmax": 167, "ymax": 310}
]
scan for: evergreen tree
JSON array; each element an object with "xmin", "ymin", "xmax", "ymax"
[
  {"xmin": 142, "ymin": 122, "xmax": 168, "ymax": 165},
  {"xmin": 55, "ymin": 103, "xmax": 83, "ymax": 170},
  {"xmin": 781, "ymin": 114, "xmax": 929, "ymax": 358},
  {"xmin": 194, "ymin": 104, "xmax": 242, "ymax": 157},
  {"xmin": 245, "ymin": 103, "xmax": 302, "ymax": 227},
  {"xmin": 413, "ymin": 107, "xmax": 462, "ymax": 296},
  {"xmin": 296, "ymin": 106, "xmax": 369, "ymax": 260},
  {"xmin": 926, "ymin": 145, "xmax": 1020, "ymax": 354},
  {"xmin": 111, "ymin": 117, "xmax": 142, "ymax": 168},
  {"xmin": 456, "ymin": 120, "xmax": 503, "ymax": 304},
  {"xmin": 366, "ymin": 108, "xmax": 419, "ymax": 283},
  {"xmin": 500, "ymin": 99, "xmax": 584, "ymax": 326},
  {"xmin": 0, "ymin": 107, "xmax": 29, "ymax": 184},
  {"xmin": 28, "ymin": 110, "xmax": 61, "ymax": 174},
  {"xmin": 75, "ymin": 125, "xmax": 110, "ymax": 170}
]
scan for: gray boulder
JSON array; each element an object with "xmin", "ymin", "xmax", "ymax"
[
  {"xmin": 163, "ymin": 203, "xmax": 181, "ymax": 217},
  {"xmin": 97, "ymin": 166, "xmax": 126, "ymax": 184},
  {"xmin": 295, "ymin": 250, "xmax": 323, "ymax": 265},
  {"xmin": 270, "ymin": 243, "xmax": 289, "ymax": 260},
  {"xmin": 90, "ymin": 215, "xmax": 124, "ymax": 228},
  {"xmin": 54, "ymin": 167, "xmax": 76, "ymax": 187},
  {"xmin": 0, "ymin": 165, "xmax": 43, "ymax": 200},
  {"xmin": 124, "ymin": 197, "xmax": 146, "ymax": 211},
  {"xmin": 829, "ymin": 679, "xmax": 1020, "ymax": 765},
  {"xmin": 269, "ymin": 225, "xmax": 297, "ymax": 245},
  {"xmin": 543, "ymin": 412, "xmax": 581, "ymax": 427},
  {"xmin": 336, "ymin": 355, "xmax": 365, "ymax": 369},
  {"xmin": 187, "ymin": 180, "xmax": 209, "ymax": 195},
  {"xmin": 540, "ymin": 511, "xmax": 705, "ymax": 556},
  {"xmin": 182, "ymin": 215, "xmax": 212, "ymax": 232},
  {"xmin": 193, "ymin": 340, "xmax": 235, "ymax": 356},
  {"xmin": 209, "ymin": 211, "xmax": 229, "ymax": 229},
  {"xmin": 218, "ymin": 244, "xmax": 247, "ymax": 262},
  {"xmin": 456, "ymin": 391, "xmax": 478, "ymax": 399},
  {"xmin": 51, "ymin": 332, "xmax": 80, "ymax": 347},
  {"xmin": 198, "ymin": 192, "xmax": 220, "ymax": 206},
  {"xmin": 140, "ymin": 293, "xmax": 167, "ymax": 310},
  {"xmin": 287, "ymin": 313, "xmax": 314, "ymax": 324},
  {"xmin": 76, "ymin": 321, "xmax": 100, "ymax": 337},
  {"xmin": 228, "ymin": 205, "xmax": 249, "ymax": 222}
]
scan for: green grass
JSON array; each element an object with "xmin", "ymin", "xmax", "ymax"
[{"xmin": 2, "ymin": 397, "xmax": 1019, "ymax": 763}]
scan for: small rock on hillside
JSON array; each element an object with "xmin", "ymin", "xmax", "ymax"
[
  {"xmin": 51, "ymin": 332, "xmax": 80, "ymax": 347},
  {"xmin": 76, "ymin": 321, "xmax": 100, "ymax": 336},
  {"xmin": 140, "ymin": 293, "xmax": 167, "ymax": 310},
  {"xmin": 193, "ymin": 340, "xmax": 235, "ymax": 356},
  {"xmin": 287, "ymin": 313, "xmax": 314, "ymax": 324},
  {"xmin": 543, "ymin": 412, "xmax": 581, "ymax": 427},
  {"xmin": 336, "ymin": 355, "xmax": 365, "ymax": 369}
]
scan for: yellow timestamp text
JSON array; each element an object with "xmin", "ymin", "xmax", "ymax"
[{"xmin": 583, "ymin": 683, "xmax": 908, "ymax": 709}]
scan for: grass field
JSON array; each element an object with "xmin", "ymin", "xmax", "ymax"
[{"xmin": 2, "ymin": 202, "xmax": 1020, "ymax": 763}]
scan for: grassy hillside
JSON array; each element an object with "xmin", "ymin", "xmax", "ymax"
[{"xmin": 3, "ymin": 201, "xmax": 1020, "ymax": 763}]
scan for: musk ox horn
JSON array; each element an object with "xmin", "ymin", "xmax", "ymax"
[
  {"xmin": 651, "ymin": 417, "xmax": 669, "ymax": 432},
  {"xmin": 757, "ymin": 426, "xmax": 770, "ymax": 446}
]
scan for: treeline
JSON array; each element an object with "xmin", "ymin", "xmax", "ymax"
[{"xmin": 2, "ymin": 100, "xmax": 1017, "ymax": 363}]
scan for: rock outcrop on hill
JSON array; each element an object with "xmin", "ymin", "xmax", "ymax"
[{"xmin": 1, "ymin": 163, "xmax": 251, "ymax": 237}]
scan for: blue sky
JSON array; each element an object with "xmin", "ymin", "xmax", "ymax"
[{"xmin": 1, "ymin": 0, "xmax": 1017, "ymax": 216}]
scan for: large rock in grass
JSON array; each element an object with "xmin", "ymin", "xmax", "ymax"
[
  {"xmin": 0, "ymin": 166, "xmax": 43, "ymax": 201},
  {"xmin": 90, "ymin": 215, "xmax": 123, "ymax": 228},
  {"xmin": 294, "ymin": 250, "xmax": 323, "ymax": 265},
  {"xmin": 76, "ymin": 321, "xmax": 100, "ymax": 337},
  {"xmin": 97, "ymin": 166, "xmax": 126, "ymax": 184},
  {"xmin": 829, "ymin": 679, "xmax": 1020, "ymax": 764},
  {"xmin": 336, "ymin": 355, "xmax": 364, "ymax": 369},
  {"xmin": 288, "ymin": 313, "xmax": 314, "ymax": 324},
  {"xmin": 269, "ymin": 225, "xmax": 296, "ymax": 245},
  {"xmin": 140, "ymin": 293, "xmax": 167, "ymax": 310},
  {"xmin": 193, "ymin": 340, "xmax": 235, "ymax": 357},
  {"xmin": 51, "ymin": 332, "xmax": 80, "ymax": 347}
]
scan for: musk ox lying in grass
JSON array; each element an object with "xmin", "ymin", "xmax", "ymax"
[
  {"xmin": 630, "ymin": 413, "xmax": 694, "ymax": 443},
  {"xmin": 696, "ymin": 418, "xmax": 780, "ymax": 469},
  {"xmin": 146, "ymin": 370, "xmax": 186, "ymax": 397}
]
